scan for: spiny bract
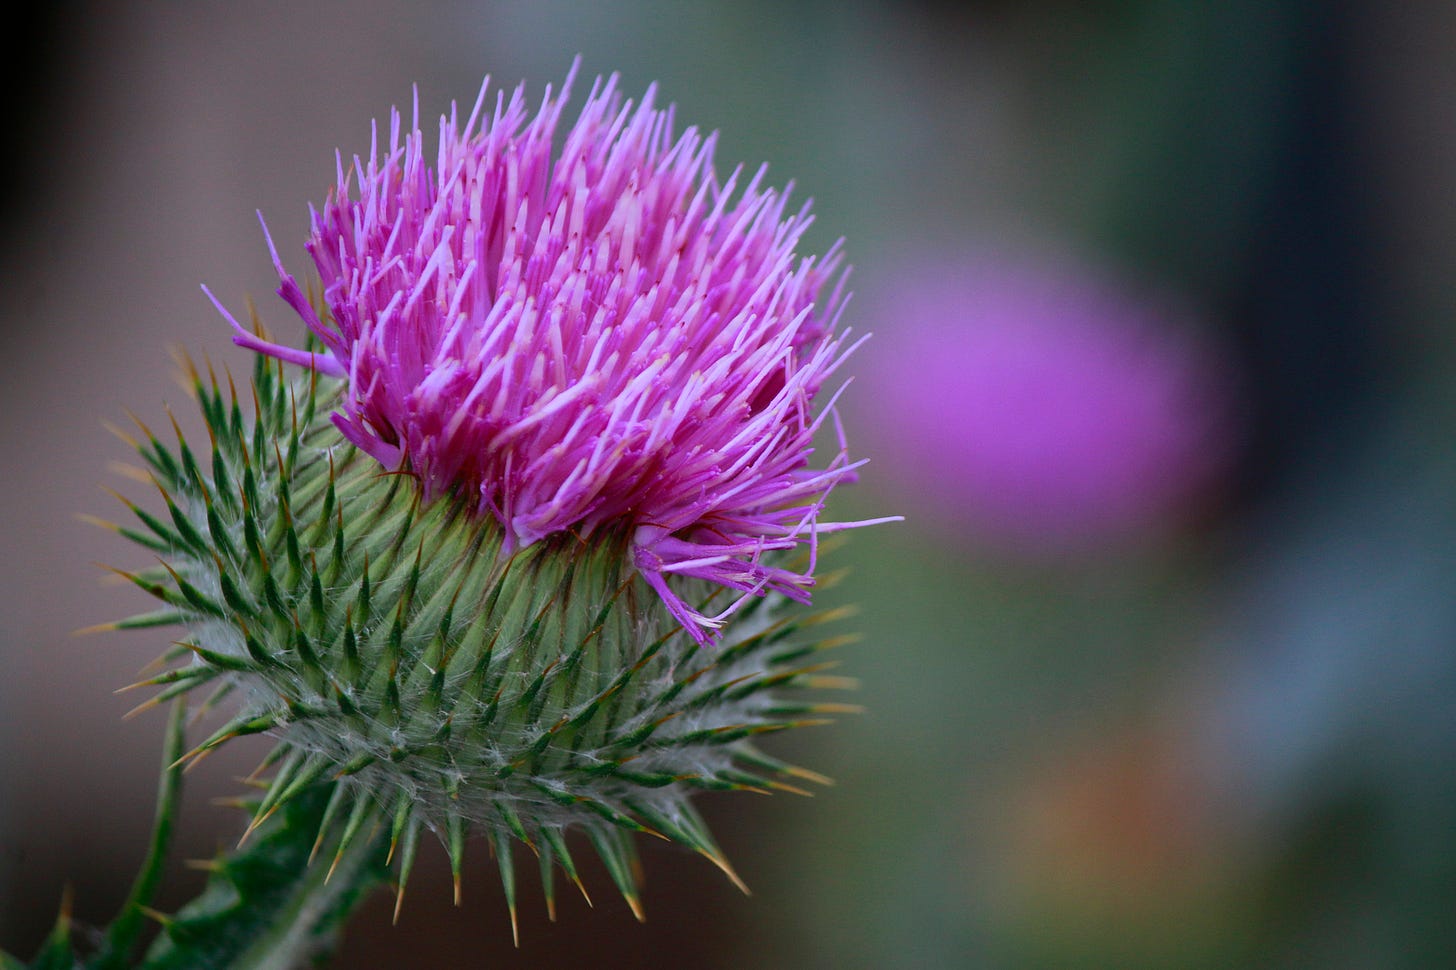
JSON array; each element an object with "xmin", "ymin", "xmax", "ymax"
[{"xmin": 103, "ymin": 350, "xmax": 861, "ymax": 932}]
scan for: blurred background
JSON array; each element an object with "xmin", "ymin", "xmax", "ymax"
[{"xmin": 3, "ymin": 1, "xmax": 1454, "ymax": 966}]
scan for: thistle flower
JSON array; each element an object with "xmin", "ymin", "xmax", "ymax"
[
  {"xmin": 211, "ymin": 65, "xmax": 876, "ymax": 643},
  {"xmin": 102, "ymin": 65, "xmax": 888, "ymax": 943}
]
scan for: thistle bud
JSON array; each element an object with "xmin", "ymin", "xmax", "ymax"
[{"xmin": 108, "ymin": 64, "xmax": 892, "ymax": 932}]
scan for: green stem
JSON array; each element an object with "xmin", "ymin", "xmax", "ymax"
[{"xmin": 87, "ymin": 700, "xmax": 188, "ymax": 970}]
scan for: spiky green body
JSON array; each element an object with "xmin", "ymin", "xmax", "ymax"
[{"xmin": 108, "ymin": 352, "xmax": 854, "ymax": 924}]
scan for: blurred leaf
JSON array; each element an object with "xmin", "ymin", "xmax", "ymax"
[{"xmin": 26, "ymin": 901, "xmax": 75, "ymax": 970}]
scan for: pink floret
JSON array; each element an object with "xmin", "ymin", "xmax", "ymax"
[{"xmin": 224, "ymin": 65, "xmax": 891, "ymax": 642}]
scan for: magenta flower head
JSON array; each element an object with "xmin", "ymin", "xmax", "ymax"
[
  {"xmin": 98, "ymin": 63, "xmax": 892, "ymax": 945},
  {"xmin": 857, "ymin": 249, "xmax": 1232, "ymax": 557},
  {"xmin": 212, "ymin": 64, "xmax": 875, "ymax": 644}
]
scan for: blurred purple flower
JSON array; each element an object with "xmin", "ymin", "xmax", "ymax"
[
  {"xmin": 857, "ymin": 251, "xmax": 1232, "ymax": 556},
  {"xmin": 208, "ymin": 65, "xmax": 892, "ymax": 641}
]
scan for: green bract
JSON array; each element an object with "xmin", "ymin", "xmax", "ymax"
[{"xmin": 107, "ymin": 350, "xmax": 857, "ymax": 934}]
